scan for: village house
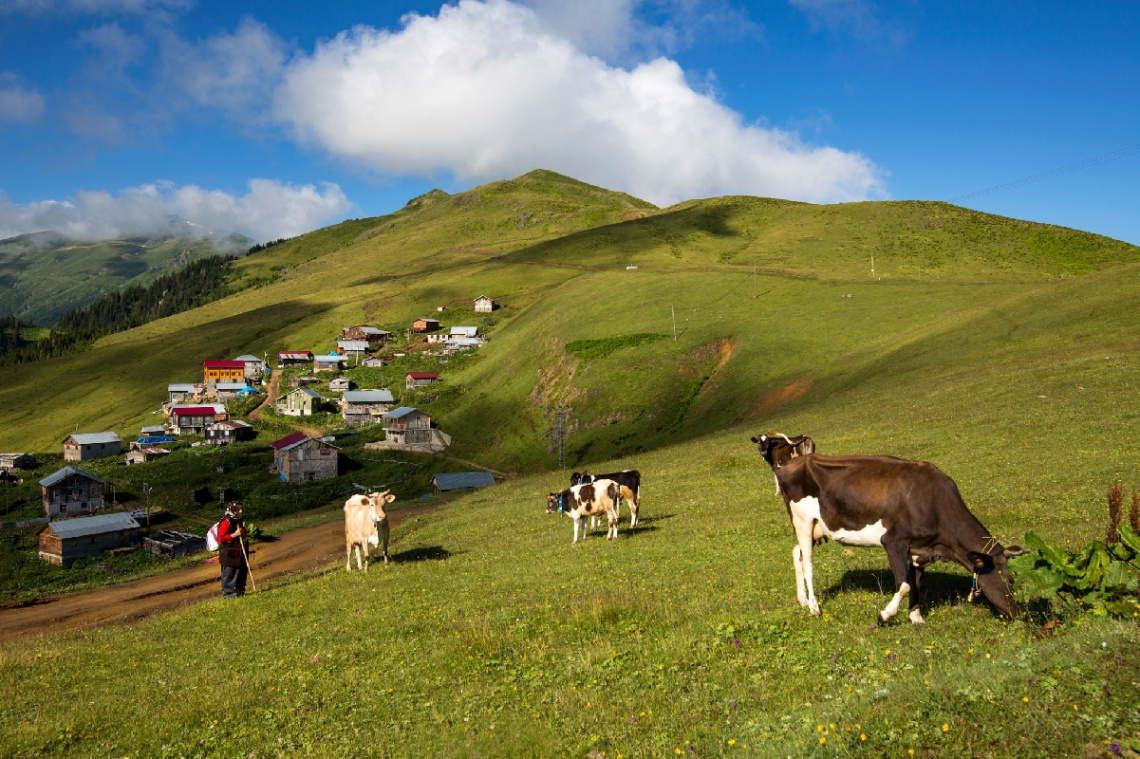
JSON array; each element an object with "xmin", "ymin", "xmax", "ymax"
[
  {"xmin": 341, "ymin": 389, "xmax": 395, "ymax": 427},
  {"xmin": 314, "ymin": 354, "xmax": 348, "ymax": 373},
  {"xmin": 38, "ymin": 512, "xmax": 139, "ymax": 566},
  {"xmin": 213, "ymin": 382, "xmax": 250, "ymax": 401},
  {"xmin": 361, "ymin": 356, "xmax": 384, "ymax": 368},
  {"xmin": 445, "ymin": 337, "xmax": 484, "ymax": 354},
  {"xmin": 139, "ymin": 424, "xmax": 167, "ymax": 438},
  {"xmin": 341, "ymin": 325, "xmax": 392, "ymax": 345},
  {"xmin": 0, "ymin": 453, "xmax": 36, "ymax": 471},
  {"xmin": 270, "ymin": 433, "xmax": 339, "ymax": 483},
  {"xmin": 125, "ymin": 443, "xmax": 169, "ymax": 465},
  {"xmin": 474, "ymin": 295, "xmax": 494, "ymax": 313},
  {"xmin": 203, "ymin": 360, "xmax": 246, "ymax": 384},
  {"xmin": 278, "ymin": 387, "xmax": 322, "ymax": 416},
  {"xmin": 234, "ymin": 354, "xmax": 267, "ymax": 378},
  {"xmin": 432, "ymin": 471, "xmax": 496, "ymax": 495},
  {"xmin": 278, "ymin": 350, "xmax": 313, "ymax": 368},
  {"xmin": 450, "ymin": 326, "xmax": 480, "ymax": 339},
  {"xmin": 425, "ymin": 331, "xmax": 449, "ymax": 344},
  {"xmin": 169, "ymin": 405, "xmax": 224, "ymax": 435},
  {"xmin": 62, "ymin": 432, "xmax": 123, "ymax": 462},
  {"xmin": 412, "ymin": 318, "xmax": 441, "ymax": 333},
  {"xmin": 205, "ymin": 419, "xmax": 255, "ymax": 445},
  {"xmin": 167, "ymin": 383, "xmax": 201, "ymax": 405},
  {"xmin": 383, "ymin": 407, "xmax": 433, "ymax": 444},
  {"xmin": 336, "ymin": 340, "xmax": 370, "ymax": 357},
  {"xmin": 329, "ymin": 376, "xmax": 351, "ymax": 392},
  {"xmin": 289, "ymin": 375, "xmax": 320, "ymax": 388},
  {"xmin": 39, "ymin": 466, "xmax": 108, "ymax": 518},
  {"xmin": 405, "ymin": 371, "xmax": 439, "ymax": 389}
]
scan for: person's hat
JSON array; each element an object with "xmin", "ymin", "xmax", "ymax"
[{"xmin": 224, "ymin": 501, "xmax": 243, "ymax": 519}]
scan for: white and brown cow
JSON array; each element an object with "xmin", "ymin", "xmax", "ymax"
[
  {"xmin": 344, "ymin": 490, "xmax": 395, "ymax": 571},
  {"xmin": 571, "ymin": 470, "xmax": 641, "ymax": 527},
  {"xmin": 546, "ymin": 479, "xmax": 622, "ymax": 542},
  {"xmin": 752, "ymin": 433, "xmax": 1026, "ymax": 623}
]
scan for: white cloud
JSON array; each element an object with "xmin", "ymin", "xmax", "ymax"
[
  {"xmin": 0, "ymin": 73, "xmax": 45, "ymax": 124},
  {"xmin": 272, "ymin": 0, "xmax": 882, "ymax": 206},
  {"xmin": 0, "ymin": 180, "xmax": 352, "ymax": 244}
]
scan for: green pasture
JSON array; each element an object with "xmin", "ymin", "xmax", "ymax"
[{"xmin": 1, "ymin": 425, "xmax": 1138, "ymax": 757}]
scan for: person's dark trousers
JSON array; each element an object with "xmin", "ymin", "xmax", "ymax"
[{"xmin": 221, "ymin": 563, "xmax": 248, "ymax": 597}]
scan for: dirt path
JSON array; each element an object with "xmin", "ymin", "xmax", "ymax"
[
  {"xmin": 248, "ymin": 369, "xmax": 324, "ymax": 438},
  {"xmin": 0, "ymin": 503, "xmax": 437, "ymax": 645}
]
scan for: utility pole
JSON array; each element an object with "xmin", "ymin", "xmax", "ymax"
[
  {"xmin": 871, "ymin": 254, "xmax": 876, "ymax": 280},
  {"xmin": 549, "ymin": 405, "xmax": 570, "ymax": 470},
  {"xmin": 142, "ymin": 483, "xmax": 152, "ymax": 529},
  {"xmin": 671, "ymin": 305, "xmax": 677, "ymax": 341}
]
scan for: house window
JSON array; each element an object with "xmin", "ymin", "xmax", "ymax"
[{"xmin": 320, "ymin": 448, "xmax": 330, "ymax": 456}]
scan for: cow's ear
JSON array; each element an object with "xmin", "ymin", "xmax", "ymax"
[
  {"xmin": 967, "ymin": 551, "xmax": 995, "ymax": 573},
  {"xmin": 384, "ymin": 494, "xmax": 396, "ymax": 504},
  {"xmin": 750, "ymin": 436, "xmax": 758, "ymax": 444}
]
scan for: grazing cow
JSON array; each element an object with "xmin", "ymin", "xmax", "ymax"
[
  {"xmin": 546, "ymin": 479, "xmax": 622, "ymax": 542},
  {"xmin": 752, "ymin": 433, "xmax": 1026, "ymax": 623},
  {"xmin": 571, "ymin": 470, "xmax": 641, "ymax": 528},
  {"xmin": 344, "ymin": 490, "xmax": 395, "ymax": 571}
]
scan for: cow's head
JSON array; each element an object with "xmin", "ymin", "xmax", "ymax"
[
  {"xmin": 546, "ymin": 490, "xmax": 567, "ymax": 514},
  {"xmin": 751, "ymin": 433, "xmax": 815, "ymax": 470},
  {"xmin": 967, "ymin": 544, "xmax": 1030, "ymax": 618},
  {"xmin": 368, "ymin": 490, "xmax": 396, "ymax": 520},
  {"xmin": 570, "ymin": 471, "xmax": 587, "ymax": 486}
]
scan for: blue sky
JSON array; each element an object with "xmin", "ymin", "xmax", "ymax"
[{"xmin": 0, "ymin": 0, "xmax": 1136, "ymax": 245}]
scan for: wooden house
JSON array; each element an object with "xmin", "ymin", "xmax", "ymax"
[
  {"xmin": 278, "ymin": 350, "xmax": 313, "ymax": 368},
  {"xmin": 278, "ymin": 387, "xmax": 322, "ymax": 416},
  {"xmin": 169, "ymin": 405, "xmax": 224, "ymax": 435},
  {"xmin": 405, "ymin": 371, "xmax": 439, "ymax": 389},
  {"xmin": 314, "ymin": 354, "xmax": 348, "ymax": 373},
  {"xmin": 234, "ymin": 354, "xmax": 267, "ymax": 378},
  {"xmin": 213, "ymin": 382, "xmax": 249, "ymax": 400},
  {"xmin": 39, "ymin": 466, "xmax": 108, "ymax": 518},
  {"xmin": 362, "ymin": 356, "xmax": 384, "ymax": 368},
  {"xmin": 0, "ymin": 453, "xmax": 36, "ymax": 471},
  {"xmin": 329, "ymin": 376, "xmax": 351, "ymax": 392},
  {"xmin": 342, "ymin": 325, "xmax": 392, "ymax": 345},
  {"xmin": 289, "ymin": 375, "xmax": 320, "ymax": 388},
  {"xmin": 205, "ymin": 419, "xmax": 254, "ymax": 446},
  {"xmin": 125, "ymin": 443, "xmax": 170, "ymax": 465},
  {"xmin": 203, "ymin": 360, "xmax": 246, "ymax": 383},
  {"xmin": 167, "ymin": 383, "xmax": 201, "ymax": 405},
  {"xmin": 336, "ymin": 340, "xmax": 369, "ymax": 357},
  {"xmin": 270, "ymin": 433, "xmax": 339, "ymax": 483},
  {"xmin": 341, "ymin": 389, "xmax": 395, "ymax": 427},
  {"xmin": 383, "ymin": 407, "xmax": 432, "ymax": 444},
  {"xmin": 474, "ymin": 295, "xmax": 494, "ymax": 313},
  {"xmin": 432, "ymin": 471, "xmax": 496, "ymax": 495},
  {"xmin": 38, "ymin": 512, "xmax": 139, "ymax": 566},
  {"xmin": 62, "ymin": 432, "xmax": 122, "ymax": 462},
  {"xmin": 450, "ymin": 326, "xmax": 480, "ymax": 339},
  {"xmin": 412, "ymin": 318, "xmax": 441, "ymax": 333}
]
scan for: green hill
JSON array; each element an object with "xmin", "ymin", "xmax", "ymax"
[
  {"xmin": 0, "ymin": 230, "xmax": 253, "ymax": 325},
  {"xmin": 2, "ymin": 170, "xmax": 1139, "ymax": 756}
]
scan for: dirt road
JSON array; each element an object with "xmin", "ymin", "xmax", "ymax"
[{"xmin": 0, "ymin": 503, "xmax": 436, "ymax": 645}]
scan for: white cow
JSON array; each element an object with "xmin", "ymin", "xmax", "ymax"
[
  {"xmin": 344, "ymin": 490, "xmax": 395, "ymax": 571},
  {"xmin": 545, "ymin": 479, "xmax": 622, "ymax": 543}
]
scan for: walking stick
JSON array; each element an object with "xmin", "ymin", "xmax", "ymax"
[{"xmin": 238, "ymin": 535, "xmax": 258, "ymax": 592}]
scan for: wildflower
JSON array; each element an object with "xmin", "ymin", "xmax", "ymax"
[
  {"xmin": 727, "ymin": 740, "xmax": 736, "ymax": 746},
  {"xmin": 819, "ymin": 738, "xmax": 826, "ymax": 745},
  {"xmin": 1110, "ymin": 743, "xmax": 1122, "ymax": 756},
  {"xmin": 909, "ymin": 750, "xmax": 915, "ymax": 756},
  {"xmin": 1022, "ymin": 697, "xmax": 1029, "ymax": 703},
  {"xmin": 733, "ymin": 639, "xmax": 740, "ymax": 648},
  {"xmin": 860, "ymin": 734, "xmax": 867, "ymax": 741},
  {"xmin": 731, "ymin": 701, "xmax": 738, "ymax": 708},
  {"xmin": 311, "ymin": 655, "xmax": 319, "ymax": 663},
  {"xmin": 630, "ymin": 717, "xmax": 635, "ymax": 724},
  {"xmin": 675, "ymin": 749, "xmax": 682, "ymax": 755},
  {"xmin": 942, "ymin": 724, "xmax": 949, "ymax": 732}
]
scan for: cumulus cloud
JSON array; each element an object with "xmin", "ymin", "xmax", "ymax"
[
  {"xmin": 272, "ymin": 0, "xmax": 882, "ymax": 206},
  {"xmin": 0, "ymin": 73, "xmax": 45, "ymax": 124},
  {"xmin": 0, "ymin": 180, "xmax": 352, "ymax": 244}
]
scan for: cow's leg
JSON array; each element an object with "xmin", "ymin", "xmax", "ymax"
[
  {"xmin": 629, "ymin": 493, "xmax": 639, "ymax": 528},
  {"xmin": 908, "ymin": 563, "xmax": 925, "ymax": 624},
  {"xmin": 380, "ymin": 521, "xmax": 390, "ymax": 566},
  {"xmin": 608, "ymin": 506, "xmax": 619, "ymax": 540},
  {"xmin": 573, "ymin": 515, "xmax": 581, "ymax": 543},
  {"xmin": 346, "ymin": 543, "xmax": 352, "ymax": 572},
  {"xmin": 879, "ymin": 539, "xmax": 912, "ymax": 623},
  {"xmin": 792, "ymin": 518, "xmax": 820, "ymax": 615},
  {"xmin": 792, "ymin": 545, "xmax": 808, "ymax": 607}
]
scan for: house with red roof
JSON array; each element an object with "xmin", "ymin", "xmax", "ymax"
[
  {"xmin": 270, "ymin": 433, "xmax": 338, "ymax": 483},
  {"xmin": 203, "ymin": 360, "xmax": 246, "ymax": 384},
  {"xmin": 405, "ymin": 371, "xmax": 439, "ymax": 390},
  {"xmin": 169, "ymin": 405, "xmax": 226, "ymax": 435}
]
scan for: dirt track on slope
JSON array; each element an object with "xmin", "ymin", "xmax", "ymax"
[{"xmin": 0, "ymin": 503, "xmax": 437, "ymax": 645}]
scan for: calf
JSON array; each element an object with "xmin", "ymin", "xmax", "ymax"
[
  {"xmin": 546, "ymin": 479, "xmax": 622, "ymax": 542},
  {"xmin": 344, "ymin": 490, "xmax": 395, "ymax": 571},
  {"xmin": 571, "ymin": 470, "xmax": 641, "ymax": 527},
  {"xmin": 752, "ymin": 433, "xmax": 1026, "ymax": 623}
]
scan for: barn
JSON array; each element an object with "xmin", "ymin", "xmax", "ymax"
[
  {"xmin": 432, "ymin": 471, "xmax": 496, "ymax": 495},
  {"xmin": 37, "ymin": 512, "xmax": 140, "ymax": 566},
  {"xmin": 271, "ymin": 433, "xmax": 339, "ymax": 483}
]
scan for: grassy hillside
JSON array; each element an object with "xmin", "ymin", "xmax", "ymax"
[
  {"xmin": 0, "ymin": 231, "xmax": 252, "ymax": 325},
  {"xmin": 1, "ymin": 170, "xmax": 1139, "ymax": 755}
]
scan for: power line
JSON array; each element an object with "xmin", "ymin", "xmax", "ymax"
[{"xmin": 945, "ymin": 143, "xmax": 1140, "ymax": 203}]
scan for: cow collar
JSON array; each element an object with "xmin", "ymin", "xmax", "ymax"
[{"xmin": 558, "ymin": 492, "xmax": 565, "ymax": 514}]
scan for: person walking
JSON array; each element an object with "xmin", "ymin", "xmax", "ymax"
[{"xmin": 217, "ymin": 501, "xmax": 249, "ymax": 598}]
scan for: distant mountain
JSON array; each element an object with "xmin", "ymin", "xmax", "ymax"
[{"xmin": 0, "ymin": 230, "xmax": 254, "ymax": 325}]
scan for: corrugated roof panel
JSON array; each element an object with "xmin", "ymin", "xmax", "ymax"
[
  {"xmin": 343, "ymin": 390, "xmax": 394, "ymax": 403},
  {"xmin": 39, "ymin": 466, "xmax": 108, "ymax": 487},
  {"xmin": 67, "ymin": 432, "xmax": 122, "ymax": 445},
  {"xmin": 47, "ymin": 512, "xmax": 139, "ymax": 539},
  {"xmin": 433, "ymin": 471, "xmax": 496, "ymax": 490}
]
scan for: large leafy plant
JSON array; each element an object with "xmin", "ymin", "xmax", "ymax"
[{"xmin": 1009, "ymin": 485, "xmax": 1140, "ymax": 618}]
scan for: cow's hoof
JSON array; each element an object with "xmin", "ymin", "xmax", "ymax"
[{"xmin": 809, "ymin": 605, "xmax": 821, "ymax": 617}]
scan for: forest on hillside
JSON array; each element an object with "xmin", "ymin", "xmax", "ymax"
[{"xmin": 0, "ymin": 255, "xmax": 234, "ymax": 366}]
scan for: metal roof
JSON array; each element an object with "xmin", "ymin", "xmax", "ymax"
[
  {"xmin": 278, "ymin": 351, "xmax": 312, "ymax": 359},
  {"xmin": 170, "ymin": 403, "xmax": 225, "ymax": 414},
  {"xmin": 433, "ymin": 471, "xmax": 496, "ymax": 491},
  {"xmin": 287, "ymin": 387, "xmax": 322, "ymax": 399},
  {"xmin": 172, "ymin": 406, "xmax": 219, "ymax": 416},
  {"xmin": 66, "ymin": 432, "xmax": 122, "ymax": 445},
  {"xmin": 137, "ymin": 436, "xmax": 175, "ymax": 444},
  {"xmin": 203, "ymin": 360, "xmax": 245, "ymax": 368},
  {"xmin": 270, "ymin": 432, "xmax": 309, "ymax": 450},
  {"xmin": 233, "ymin": 354, "xmax": 261, "ymax": 362},
  {"xmin": 210, "ymin": 419, "xmax": 252, "ymax": 429},
  {"xmin": 359, "ymin": 326, "xmax": 389, "ymax": 335},
  {"xmin": 450, "ymin": 326, "xmax": 479, "ymax": 337},
  {"xmin": 167, "ymin": 383, "xmax": 197, "ymax": 392},
  {"xmin": 215, "ymin": 382, "xmax": 249, "ymax": 390},
  {"xmin": 406, "ymin": 372, "xmax": 438, "ymax": 379},
  {"xmin": 140, "ymin": 425, "xmax": 167, "ymax": 434},
  {"xmin": 315, "ymin": 354, "xmax": 346, "ymax": 363},
  {"xmin": 343, "ymin": 390, "xmax": 394, "ymax": 404},
  {"xmin": 39, "ymin": 466, "xmax": 107, "ymax": 488},
  {"xmin": 45, "ymin": 512, "xmax": 139, "ymax": 539},
  {"xmin": 337, "ymin": 340, "xmax": 369, "ymax": 350},
  {"xmin": 384, "ymin": 407, "xmax": 425, "ymax": 420}
]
